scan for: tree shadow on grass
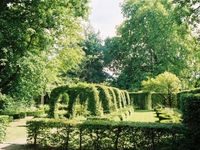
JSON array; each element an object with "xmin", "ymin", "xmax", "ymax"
[{"xmin": 0, "ymin": 144, "xmax": 36, "ymax": 150}]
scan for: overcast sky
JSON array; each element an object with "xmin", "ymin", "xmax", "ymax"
[{"xmin": 89, "ymin": 0, "xmax": 124, "ymax": 39}]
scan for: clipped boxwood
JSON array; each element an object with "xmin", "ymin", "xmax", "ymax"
[{"xmin": 27, "ymin": 118, "xmax": 185, "ymax": 150}]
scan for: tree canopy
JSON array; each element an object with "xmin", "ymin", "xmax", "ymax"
[{"xmin": 104, "ymin": 0, "xmax": 200, "ymax": 90}]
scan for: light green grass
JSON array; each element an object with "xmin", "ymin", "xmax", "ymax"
[{"xmin": 127, "ymin": 110, "xmax": 159, "ymax": 122}]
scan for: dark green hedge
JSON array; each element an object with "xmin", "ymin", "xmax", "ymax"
[
  {"xmin": 27, "ymin": 119, "xmax": 184, "ymax": 150},
  {"xmin": 0, "ymin": 115, "xmax": 10, "ymax": 143},
  {"xmin": 129, "ymin": 92, "xmax": 152, "ymax": 110},
  {"xmin": 49, "ymin": 83, "xmax": 132, "ymax": 119},
  {"xmin": 182, "ymin": 94, "xmax": 200, "ymax": 150}
]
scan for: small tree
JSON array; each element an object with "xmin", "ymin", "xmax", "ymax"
[{"xmin": 142, "ymin": 71, "xmax": 181, "ymax": 107}]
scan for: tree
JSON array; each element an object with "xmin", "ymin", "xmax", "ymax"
[
  {"xmin": 104, "ymin": 0, "xmax": 199, "ymax": 89},
  {"xmin": 74, "ymin": 27, "xmax": 108, "ymax": 83},
  {"xmin": 142, "ymin": 71, "xmax": 181, "ymax": 107},
  {"xmin": 0, "ymin": 0, "xmax": 89, "ymax": 102}
]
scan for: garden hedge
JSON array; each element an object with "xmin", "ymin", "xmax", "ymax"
[
  {"xmin": 129, "ymin": 92, "xmax": 152, "ymax": 110},
  {"xmin": 181, "ymin": 94, "xmax": 200, "ymax": 150},
  {"xmin": 27, "ymin": 119, "xmax": 184, "ymax": 150},
  {"xmin": 0, "ymin": 115, "xmax": 10, "ymax": 143},
  {"xmin": 49, "ymin": 83, "xmax": 132, "ymax": 119},
  {"xmin": 129, "ymin": 88, "xmax": 200, "ymax": 110}
]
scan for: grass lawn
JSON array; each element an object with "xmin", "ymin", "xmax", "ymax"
[{"xmin": 127, "ymin": 110, "xmax": 159, "ymax": 122}]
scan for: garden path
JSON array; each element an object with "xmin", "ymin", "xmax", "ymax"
[{"xmin": 0, "ymin": 117, "xmax": 34, "ymax": 150}]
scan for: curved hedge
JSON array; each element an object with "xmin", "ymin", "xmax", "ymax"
[{"xmin": 49, "ymin": 83, "xmax": 132, "ymax": 119}]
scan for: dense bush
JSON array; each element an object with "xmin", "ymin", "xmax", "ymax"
[
  {"xmin": 177, "ymin": 87, "xmax": 200, "ymax": 110},
  {"xmin": 27, "ymin": 118, "xmax": 184, "ymax": 150},
  {"xmin": 0, "ymin": 115, "xmax": 10, "ymax": 143},
  {"xmin": 151, "ymin": 92, "xmax": 177, "ymax": 108},
  {"xmin": 49, "ymin": 83, "xmax": 132, "ymax": 119},
  {"xmin": 182, "ymin": 94, "xmax": 200, "ymax": 150},
  {"xmin": 129, "ymin": 92, "xmax": 152, "ymax": 110}
]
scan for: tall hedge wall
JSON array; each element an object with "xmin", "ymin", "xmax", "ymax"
[
  {"xmin": 49, "ymin": 83, "xmax": 132, "ymax": 119},
  {"xmin": 129, "ymin": 92, "xmax": 152, "ymax": 110},
  {"xmin": 129, "ymin": 88, "xmax": 200, "ymax": 110},
  {"xmin": 181, "ymin": 94, "xmax": 200, "ymax": 150}
]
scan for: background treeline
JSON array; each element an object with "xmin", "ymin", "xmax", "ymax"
[{"xmin": 0, "ymin": 0, "xmax": 200, "ymax": 112}]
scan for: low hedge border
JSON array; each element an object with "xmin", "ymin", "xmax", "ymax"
[
  {"xmin": 27, "ymin": 119, "xmax": 185, "ymax": 150},
  {"xmin": 0, "ymin": 115, "xmax": 10, "ymax": 143}
]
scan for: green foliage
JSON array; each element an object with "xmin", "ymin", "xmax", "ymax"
[
  {"xmin": 75, "ymin": 27, "xmax": 108, "ymax": 83},
  {"xmin": 96, "ymin": 85, "xmax": 112, "ymax": 113},
  {"xmin": 104, "ymin": 0, "xmax": 199, "ymax": 89},
  {"xmin": 154, "ymin": 107, "xmax": 182, "ymax": 123},
  {"xmin": 27, "ymin": 118, "xmax": 185, "ymax": 149},
  {"xmin": 0, "ymin": 0, "xmax": 89, "ymax": 102},
  {"xmin": 129, "ymin": 92, "xmax": 152, "ymax": 110},
  {"xmin": 0, "ymin": 115, "xmax": 10, "ymax": 143},
  {"xmin": 142, "ymin": 72, "xmax": 181, "ymax": 107},
  {"xmin": 49, "ymin": 83, "xmax": 131, "ymax": 119},
  {"xmin": 182, "ymin": 94, "xmax": 200, "ymax": 150}
]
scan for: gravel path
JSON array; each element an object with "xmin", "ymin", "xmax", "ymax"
[{"xmin": 0, "ymin": 117, "xmax": 34, "ymax": 150}]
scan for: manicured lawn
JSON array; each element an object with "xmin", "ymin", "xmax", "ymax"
[{"xmin": 127, "ymin": 110, "xmax": 159, "ymax": 122}]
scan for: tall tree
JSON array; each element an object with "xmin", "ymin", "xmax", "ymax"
[
  {"xmin": 73, "ymin": 27, "xmax": 108, "ymax": 83},
  {"xmin": 0, "ymin": 0, "xmax": 89, "ymax": 101},
  {"xmin": 105, "ymin": 0, "xmax": 199, "ymax": 89}
]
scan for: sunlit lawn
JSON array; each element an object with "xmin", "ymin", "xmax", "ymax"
[{"xmin": 127, "ymin": 110, "xmax": 158, "ymax": 122}]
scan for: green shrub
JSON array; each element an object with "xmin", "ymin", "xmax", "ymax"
[
  {"xmin": 108, "ymin": 88, "xmax": 118, "ymax": 111},
  {"xmin": 96, "ymin": 85, "xmax": 112, "ymax": 113},
  {"xmin": 27, "ymin": 118, "xmax": 185, "ymax": 150},
  {"xmin": 113, "ymin": 88, "xmax": 122, "ymax": 109},
  {"xmin": 49, "ymin": 83, "xmax": 131, "ymax": 119},
  {"xmin": 0, "ymin": 115, "xmax": 10, "ymax": 143},
  {"xmin": 129, "ymin": 92, "xmax": 152, "ymax": 110},
  {"xmin": 181, "ymin": 94, "xmax": 200, "ymax": 150},
  {"xmin": 152, "ymin": 92, "xmax": 177, "ymax": 108},
  {"xmin": 26, "ymin": 110, "xmax": 45, "ymax": 118}
]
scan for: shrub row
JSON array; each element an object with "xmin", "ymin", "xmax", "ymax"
[
  {"xmin": 27, "ymin": 119, "xmax": 184, "ymax": 150},
  {"xmin": 130, "ymin": 88, "xmax": 200, "ymax": 110},
  {"xmin": 49, "ymin": 83, "xmax": 131, "ymax": 119},
  {"xmin": 0, "ymin": 115, "xmax": 10, "ymax": 143}
]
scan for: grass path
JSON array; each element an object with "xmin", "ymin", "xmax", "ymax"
[
  {"xmin": 127, "ymin": 110, "xmax": 158, "ymax": 122},
  {"xmin": 0, "ymin": 117, "xmax": 34, "ymax": 150}
]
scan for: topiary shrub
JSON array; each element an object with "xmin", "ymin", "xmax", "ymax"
[
  {"xmin": 113, "ymin": 88, "xmax": 122, "ymax": 109},
  {"xmin": 49, "ymin": 83, "xmax": 131, "ymax": 119},
  {"xmin": 108, "ymin": 87, "xmax": 118, "ymax": 111},
  {"xmin": 95, "ymin": 85, "xmax": 112, "ymax": 114},
  {"xmin": 49, "ymin": 85, "xmax": 70, "ymax": 118}
]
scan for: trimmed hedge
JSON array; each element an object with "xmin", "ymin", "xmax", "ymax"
[
  {"xmin": 0, "ymin": 115, "xmax": 10, "ymax": 143},
  {"xmin": 49, "ymin": 83, "xmax": 132, "ymax": 119},
  {"xmin": 27, "ymin": 119, "xmax": 184, "ymax": 150},
  {"xmin": 129, "ymin": 92, "xmax": 152, "ymax": 110},
  {"xmin": 181, "ymin": 94, "xmax": 200, "ymax": 150}
]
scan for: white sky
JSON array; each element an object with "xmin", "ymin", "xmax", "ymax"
[{"xmin": 89, "ymin": 0, "xmax": 124, "ymax": 39}]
